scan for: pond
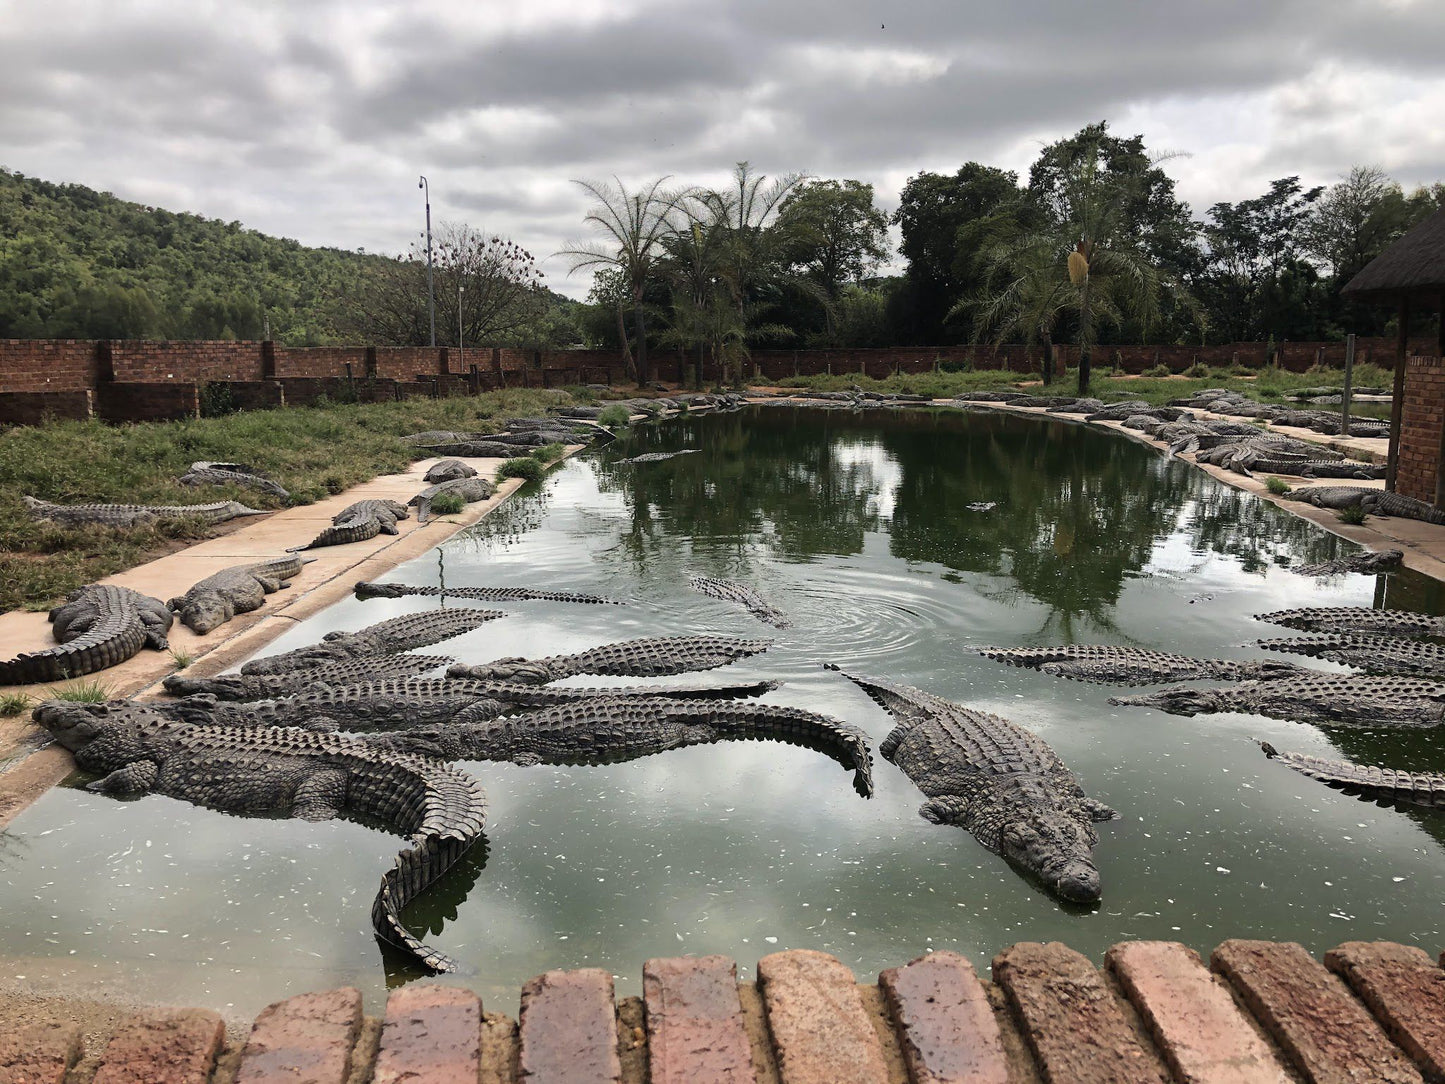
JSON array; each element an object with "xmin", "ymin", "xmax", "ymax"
[{"xmin": 4, "ymin": 403, "xmax": 1445, "ymax": 1017}]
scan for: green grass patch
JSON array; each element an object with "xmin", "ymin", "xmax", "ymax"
[
  {"xmin": 45, "ymin": 678, "xmax": 112, "ymax": 703},
  {"xmin": 169, "ymin": 650, "xmax": 195, "ymax": 670},
  {"xmin": 530, "ymin": 442, "xmax": 566, "ymax": 463},
  {"xmin": 1265, "ymin": 476, "xmax": 1292, "ymax": 495},
  {"xmin": 1337, "ymin": 505, "xmax": 1369, "ymax": 525},
  {"xmin": 0, "ymin": 691, "xmax": 32, "ymax": 717},
  {"xmin": 597, "ymin": 404, "xmax": 633, "ymax": 427},
  {"xmin": 497, "ymin": 457, "xmax": 546, "ymax": 483},
  {"xmin": 428, "ymin": 493, "xmax": 466, "ymax": 516}
]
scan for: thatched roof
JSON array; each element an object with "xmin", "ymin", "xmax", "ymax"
[{"xmin": 1342, "ymin": 206, "xmax": 1445, "ymax": 301}]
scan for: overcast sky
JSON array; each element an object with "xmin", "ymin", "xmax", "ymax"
[{"xmin": 3, "ymin": 0, "xmax": 1443, "ymax": 298}]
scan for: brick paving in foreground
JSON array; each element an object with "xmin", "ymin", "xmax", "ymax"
[{"xmin": 7, "ymin": 939, "xmax": 1445, "ymax": 1083}]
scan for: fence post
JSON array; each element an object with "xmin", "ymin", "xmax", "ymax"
[{"xmin": 1340, "ymin": 333, "xmax": 1355, "ymax": 439}]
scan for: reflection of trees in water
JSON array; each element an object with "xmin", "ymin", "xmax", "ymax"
[{"xmin": 1177, "ymin": 485, "xmax": 1340, "ymax": 574}]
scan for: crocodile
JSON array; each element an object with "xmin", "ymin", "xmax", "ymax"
[
  {"xmin": 618, "ymin": 450, "xmax": 700, "ymax": 464},
  {"xmin": 22, "ymin": 496, "xmax": 267, "ymax": 529},
  {"xmin": 168, "ymin": 556, "xmax": 315, "ymax": 634},
  {"xmin": 0, "ymin": 585, "xmax": 174, "ymax": 685},
  {"xmin": 1255, "ymin": 606, "xmax": 1445, "ymax": 638},
  {"xmin": 423, "ymin": 459, "xmax": 478, "ymax": 483},
  {"xmin": 178, "ymin": 461, "xmax": 289, "ymax": 499},
  {"xmin": 827, "ymin": 666, "xmax": 1115, "ymax": 904},
  {"xmin": 364, "ymin": 695, "xmax": 875, "ymax": 798},
  {"xmin": 447, "ymin": 635, "xmax": 772, "ymax": 684},
  {"xmin": 162, "ymin": 654, "xmax": 456, "ymax": 700},
  {"xmin": 1258, "ymin": 742, "xmax": 1445, "ymax": 808},
  {"xmin": 153, "ymin": 677, "xmax": 783, "ymax": 731},
  {"xmin": 1281, "ymin": 486, "xmax": 1445, "ymax": 524},
  {"xmin": 408, "ymin": 477, "xmax": 496, "ymax": 523},
  {"xmin": 1294, "ymin": 550, "xmax": 1403, "ymax": 576},
  {"xmin": 1257, "ymin": 634, "xmax": 1445, "ymax": 678},
  {"xmin": 291, "ymin": 499, "xmax": 409, "ymax": 551},
  {"xmin": 32, "ymin": 699, "xmax": 486, "ymax": 973},
  {"xmin": 1229, "ymin": 454, "xmax": 1383, "ymax": 479},
  {"xmin": 1108, "ymin": 674, "xmax": 1445, "ymax": 727},
  {"xmin": 241, "ymin": 608, "xmax": 504, "ymax": 675},
  {"xmin": 412, "ymin": 441, "xmax": 522, "ymax": 459},
  {"xmin": 973, "ymin": 645, "xmax": 1306, "ymax": 686},
  {"xmin": 354, "ymin": 581, "xmax": 623, "ymax": 605},
  {"xmin": 687, "ymin": 575, "xmax": 791, "ymax": 629}
]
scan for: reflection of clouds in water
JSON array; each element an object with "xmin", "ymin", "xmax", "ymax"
[{"xmin": 831, "ymin": 439, "xmax": 901, "ymax": 519}]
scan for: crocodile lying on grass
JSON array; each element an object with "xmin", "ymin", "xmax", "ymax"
[
  {"xmin": 687, "ymin": 575, "xmax": 791, "ymax": 629},
  {"xmin": 155, "ymin": 676, "xmax": 783, "ymax": 731},
  {"xmin": 354, "ymin": 582, "xmax": 623, "ymax": 605},
  {"xmin": 1294, "ymin": 550, "xmax": 1403, "ymax": 576},
  {"xmin": 32, "ymin": 699, "xmax": 487, "ymax": 973},
  {"xmin": 168, "ymin": 556, "xmax": 315, "ymax": 634},
  {"xmin": 974, "ymin": 645, "xmax": 1305, "ymax": 686},
  {"xmin": 1281, "ymin": 486, "xmax": 1445, "ymax": 523},
  {"xmin": 0, "ymin": 586, "xmax": 174, "ymax": 685},
  {"xmin": 162, "ymin": 654, "xmax": 456, "ymax": 700},
  {"xmin": 366, "ymin": 695, "xmax": 875, "ymax": 797},
  {"xmin": 448, "ymin": 635, "xmax": 773, "ymax": 684},
  {"xmin": 828, "ymin": 665, "xmax": 1115, "ymax": 904},
  {"xmin": 408, "ymin": 477, "xmax": 496, "ymax": 523},
  {"xmin": 292, "ymin": 499, "xmax": 409, "ymax": 550},
  {"xmin": 178, "ymin": 461, "xmax": 289, "ymax": 499},
  {"xmin": 241, "ymin": 608, "xmax": 503, "ymax": 675},
  {"xmin": 1257, "ymin": 634, "xmax": 1445, "ymax": 678},
  {"xmin": 1255, "ymin": 606, "xmax": 1445, "ymax": 638},
  {"xmin": 1108, "ymin": 674, "xmax": 1445, "ymax": 727},
  {"xmin": 422, "ymin": 459, "xmax": 478, "ymax": 483},
  {"xmin": 1258, "ymin": 741, "xmax": 1445, "ymax": 808},
  {"xmin": 22, "ymin": 496, "xmax": 267, "ymax": 528}
]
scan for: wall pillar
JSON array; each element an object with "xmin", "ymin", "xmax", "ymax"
[{"xmin": 1387, "ymin": 298, "xmax": 1411, "ymax": 492}]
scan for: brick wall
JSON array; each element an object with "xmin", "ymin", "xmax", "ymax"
[
  {"xmin": 94, "ymin": 381, "xmax": 199, "ymax": 423},
  {"xmin": 1397, "ymin": 356, "xmax": 1445, "ymax": 503},
  {"xmin": 0, "ymin": 339, "xmax": 101, "ymax": 391},
  {"xmin": 0, "ymin": 390, "xmax": 92, "ymax": 424},
  {"xmin": 106, "ymin": 340, "xmax": 263, "ymax": 383}
]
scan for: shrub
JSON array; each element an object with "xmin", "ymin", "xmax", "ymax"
[
  {"xmin": 428, "ymin": 493, "xmax": 466, "ymax": 515},
  {"xmin": 597, "ymin": 404, "xmax": 632, "ymax": 428},
  {"xmin": 1143, "ymin": 364, "xmax": 1170, "ymax": 378},
  {"xmin": 498, "ymin": 457, "xmax": 545, "ymax": 483},
  {"xmin": 199, "ymin": 382, "xmax": 237, "ymax": 418},
  {"xmin": 0, "ymin": 692, "xmax": 32, "ymax": 717},
  {"xmin": 169, "ymin": 650, "xmax": 195, "ymax": 670},
  {"xmin": 1265, "ymin": 476, "xmax": 1291, "ymax": 495},
  {"xmin": 530, "ymin": 442, "xmax": 566, "ymax": 462},
  {"xmin": 1337, "ymin": 505, "xmax": 1368, "ymax": 525},
  {"xmin": 1183, "ymin": 362, "xmax": 1209, "ymax": 378}
]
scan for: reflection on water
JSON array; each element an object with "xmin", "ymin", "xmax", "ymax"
[{"xmin": 5, "ymin": 404, "xmax": 1445, "ymax": 1016}]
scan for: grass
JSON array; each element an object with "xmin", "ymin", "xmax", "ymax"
[
  {"xmin": 169, "ymin": 650, "xmax": 195, "ymax": 670},
  {"xmin": 1337, "ymin": 505, "xmax": 1369, "ymax": 525},
  {"xmin": 1265, "ymin": 476, "xmax": 1292, "ymax": 495},
  {"xmin": 530, "ymin": 442, "xmax": 566, "ymax": 462},
  {"xmin": 428, "ymin": 493, "xmax": 466, "ymax": 516},
  {"xmin": 597, "ymin": 404, "xmax": 632, "ymax": 428},
  {"xmin": 0, "ymin": 691, "xmax": 32, "ymax": 717},
  {"xmin": 0, "ymin": 386, "xmax": 575, "ymax": 613},
  {"xmin": 44, "ymin": 678, "xmax": 112, "ymax": 703},
  {"xmin": 497, "ymin": 457, "xmax": 546, "ymax": 483}
]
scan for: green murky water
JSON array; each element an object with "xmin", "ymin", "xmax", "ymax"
[{"xmin": 5, "ymin": 404, "xmax": 1445, "ymax": 1016}]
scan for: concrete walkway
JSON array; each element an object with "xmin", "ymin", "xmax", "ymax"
[{"xmin": 5, "ymin": 938, "xmax": 1442, "ymax": 1083}]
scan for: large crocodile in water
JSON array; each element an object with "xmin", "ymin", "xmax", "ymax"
[
  {"xmin": 354, "ymin": 581, "xmax": 623, "ymax": 605},
  {"xmin": 827, "ymin": 665, "xmax": 1116, "ymax": 904},
  {"xmin": 448, "ymin": 635, "xmax": 773, "ymax": 684},
  {"xmin": 1258, "ymin": 741, "xmax": 1445, "ymax": 809},
  {"xmin": 1109, "ymin": 674, "xmax": 1445, "ymax": 727},
  {"xmin": 973, "ymin": 645, "xmax": 1305, "ymax": 686},
  {"xmin": 686, "ymin": 575, "xmax": 791, "ymax": 629},
  {"xmin": 1255, "ymin": 606, "xmax": 1445, "ymax": 638},
  {"xmin": 1257, "ymin": 634, "xmax": 1445, "ymax": 679},
  {"xmin": 364, "ymin": 695, "xmax": 875, "ymax": 798},
  {"xmin": 241, "ymin": 608, "xmax": 503, "ymax": 675},
  {"xmin": 0, "ymin": 585, "xmax": 174, "ymax": 685},
  {"xmin": 32, "ymin": 699, "xmax": 487, "ymax": 973}
]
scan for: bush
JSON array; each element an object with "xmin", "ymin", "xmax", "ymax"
[
  {"xmin": 498, "ymin": 456, "xmax": 545, "ymax": 483},
  {"xmin": 199, "ymin": 382, "xmax": 237, "ymax": 418},
  {"xmin": 0, "ymin": 692, "xmax": 32, "ymax": 717},
  {"xmin": 1337, "ymin": 505, "xmax": 1368, "ymax": 526},
  {"xmin": 597, "ymin": 404, "xmax": 632, "ymax": 428},
  {"xmin": 1183, "ymin": 362, "xmax": 1209, "ymax": 378},
  {"xmin": 1265, "ymin": 476, "xmax": 1291, "ymax": 495},
  {"xmin": 530, "ymin": 442, "xmax": 566, "ymax": 462},
  {"xmin": 428, "ymin": 493, "xmax": 466, "ymax": 515},
  {"xmin": 1143, "ymin": 364, "xmax": 1170, "ymax": 378}
]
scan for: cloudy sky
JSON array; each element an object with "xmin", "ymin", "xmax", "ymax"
[{"xmin": 3, "ymin": 0, "xmax": 1443, "ymax": 297}]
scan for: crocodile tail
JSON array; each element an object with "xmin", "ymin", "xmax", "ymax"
[
  {"xmin": 0, "ymin": 613, "xmax": 146, "ymax": 685},
  {"xmin": 371, "ymin": 834, "xmax": 474, "ymax": 973},
  {"xmin": 1260, "ymin": 746, "xmax": 1445, "ymax": 808},
  {"xmin": 704, "ymin": 703, "xmax": 876, "ymax": 798}
]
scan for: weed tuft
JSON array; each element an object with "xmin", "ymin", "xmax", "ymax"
[
  {"xmin": 1337, "ymin": 505, "xmax": 1368, "ymax": 525},
  {"xmin": 498, "ymin": 457, "xmax": 546, "ymax": 483},
  {"xmin": 428, "ymin": 493, "xmax": 466, "ymax": 515},
  {"xmin": 169, "ymin": 650, "xmax": 195, "ymax": 670},
  {"xmin": 0, "ymin": 691, "xmax": 32, "ymax": 717},
  {"xmin": 46, "ymin": 679, "xmax": 112, "ymax": 703},
  {"xmin": 1265, "ymin": 476, "xmax": 1292, "ymax": 495},
  {"xmin": 597, "ymin": 404, "xmax": 632, "ymax": 428},
  {"xmin": 530, "ymin": 442, "xmax": 566, "ymax": 463}
]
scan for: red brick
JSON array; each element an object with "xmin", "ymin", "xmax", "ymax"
[
  {"xmin": 1323, "ymin": 942, "xmax": 1445, "ymax": 1080},
  {"xmin": 0, "ymin": 1021, "xmax": 82, "ymax": 1084},
  {"xmin": 756, "ymin": 949, "xmax": 889, "ymax": 1084},
  {"xmin": 518, "ymin": 968, "xmax": 621, "ymax": 1084},
  {"xmin": 1212, "ymin": 940, "xmax": 1421, "ymax": 1084},
  {"xmin": 236, "ymin": 986, "xmax": 363, "ymax": 1084},
  {"xmin": 92, "ymin": 1010, "xmax": 224, "ymax": 1084},
  {"xmin": 878, "ymin": 951, "xmax": 1007, "ymax": 1084},
  {"xmin": 1107, "ymin": 941, "xmax": 1289, "ymax": 1084},
  {"xmin": 643, "ymin": 955, "xmax": 756, "ymax": 1084},
  {"xmin": 372, "ymin": 984, "xmax": 482, "ymax": 1084},
  {"xmin": 992, "ymin": 942, "xmax": 1165, "ymax": 1084}
]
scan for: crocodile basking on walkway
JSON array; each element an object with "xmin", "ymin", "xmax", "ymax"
[
  {"xmin": 32, "ymin": 699, "xmax": 488, "ymax": 973},
  {"xmin": 0, "ymin": 585, "xmax": 174, "ymax": 685},
  {"xmin": 974, "ymin": 645, "xmax": 1305, "ymax": 686},
  {"xmin": 241, "ymin": 608, "xmax": 503, "ymax": 675},
  {"xmin": 22, "ymin": 496, "xmax": 267, "ymax": 528},
  {"xmin": 1281, "ymin": 486, "xmax": 1445, "ymax": 523},
  {"xmin": 163, "ymin": 654, "xmax": 457, "ymax": 701},
  {"xmin": 292, "ymin": 499, "xmax": 409, "ymax": 550},
  {"xmin": 1255, "ymin": 606, "xmax": 1445, "ymax": 638},
  {"xmin": 365, "ymin": 695, "xmax": 875, "ymax": 798},
  {"xmin": 1109, "ymin": 673, "xmax": 1445, "ymax": 727},
  {"xmin": 827, "ymin": 665, "xmax": 1116, "ymax": 904},
  {"xmin": 448, "ymin": 634, "xmax": 773, "ymax": 684},
  {"xmin": 168, "ymin": 556, "xmax": 315, "ymax": 634},
  {"xmin": 354, "ymin": 581, "xmax": 623, "ymax": 605},
  {"xmin": 1258, "ymin": 741, "xmax": 1445, "ymax": 808}
]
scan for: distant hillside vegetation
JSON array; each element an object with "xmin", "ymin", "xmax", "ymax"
[{"xmin": 0, "ymin": 168, "xmax": 581, "ymax": 346}]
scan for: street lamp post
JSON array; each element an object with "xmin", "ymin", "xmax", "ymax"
[{"xmin": 418, "ymin": 175, "xmax": 436, "ymax": 348}]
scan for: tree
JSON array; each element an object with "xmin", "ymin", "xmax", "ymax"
[
  {"xmin": 774, "ymin": 179, "xmax": 889, "ymax": 343},
  {"xmin": 560, "ymin": 177, "xmax": 686, "ymax": 384},
  {"xmin": 1302, "ymin": 166, "xmax": 1415, "ymax": 283}
]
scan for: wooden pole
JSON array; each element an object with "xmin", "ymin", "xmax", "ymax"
[
  {"xmin": 1386, "ymin": 298, "xmax": 1410, "ymax": 492},
  {"xmin": 1340, "ymin": 333, "xmax": 1355, "ymax": 439}
]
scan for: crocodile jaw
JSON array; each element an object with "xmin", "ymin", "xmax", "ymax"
[
  {"xmin": 32, "ymin": 700, "xmax": 104, "ymax": 750},
  {"xmin": 1001, "ymin": 818, "xmax": 1102, "ymax": 904}
]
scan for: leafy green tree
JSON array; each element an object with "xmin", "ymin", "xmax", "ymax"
[{"xmin": 774, "ymin": 179, "xmax": 889, "ymax": 343}]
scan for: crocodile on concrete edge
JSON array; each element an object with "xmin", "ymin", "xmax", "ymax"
[
  {"xmin": 32, "ymin": 699, "xmax": 487, "ymax": 973},
  {"xmin": 178, "ymin": 462, "xmax": 289, "ymax": 499},
  {"xmin": 1255, "ymin": 606, "xmax": 1445, "ymax": 638},
  {"xmin": 241, "ymin": 608, "xmax": 503, "ymax": 675},
  {"xmin": 0, "ymin": 586, "xmax": 174, "ymax": 685},
  {"xmin": 687, "ymin": 575, "xmax": 791, "ymax": 629},
  {"xmin": 1256, "ymin": 634, "xmax": 1445, "ymax": 678},
  {"xmin": 1108, "ymin": 674, "xmax": 1445, "ymax": 727},
  {"xmin": 826, "ymin": 665, "xmax": 1115, "ymax": 904},
  {"xmin": 162, "ymin": 654, "xmax": 456, "ymax": 700},
  {"xmin": 973, "ymin": 645, "xmax": 1306, "ymax": 686},
  {"xmin": 354, "ymin": 581, "xmax": 624, "ymax": 605},
  {"xmin": 1258, "ymin": 741, "xmax": 1445, "ymax": 808},
  {"xmin": 447, "ymin": 635, "xmax": 773, "ymax": 684},
  {"xmin": 1293, "ymin": 550, "xmax": 1404, "ymax": 577},
  {"xmin": 168, "ymin": 556, "xmax": 315, "ymax": 634},
  {"xmin": 22, "ymin": 496, "xmax": 268, "ymax": 528},
  {"xmin": 290, "ymin": 499, "xmax": 409, "ymax": 551},
  {"xmin": 365, "ymin": 695, "xmax": 875, "ymax": 798},
  {"xmin": 422, "ymin": 459, "xmax": 478, "ymax": 483},
  {"xmin": 408, "ymin": 477, "xmax": 496, "ymax": 523},
  {"xmin": 1281, "ymin": 486, "xmax": 1445, "ymax": 524}
]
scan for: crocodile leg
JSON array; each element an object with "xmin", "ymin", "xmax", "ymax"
[{"xmin": 85, "ymin": 761, "xmax": 159, "ymax": 796}]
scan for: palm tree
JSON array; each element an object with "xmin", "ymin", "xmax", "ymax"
[{"xmin": 559, "ymin": 177, "xmax": 687, "ymax": 384}]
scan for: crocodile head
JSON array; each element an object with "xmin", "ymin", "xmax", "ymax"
[
  {"xmin": 32, "ymin": 700, "xmax": 109, "ymax": 750},
  {"xmin": 1000, "ymin": 812, "xmax": 1102, "ymax": 904},
  {"xmin": 353, "ymin": 582, "xmax": 406, "ymax": 599},
  {"xmin": 1107, "ymin": 687, "xmax": 1224, "ymax": 716},
  {"xmin": 172, "ymin": 590, "xmax": 230, "ymax": 634}
]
